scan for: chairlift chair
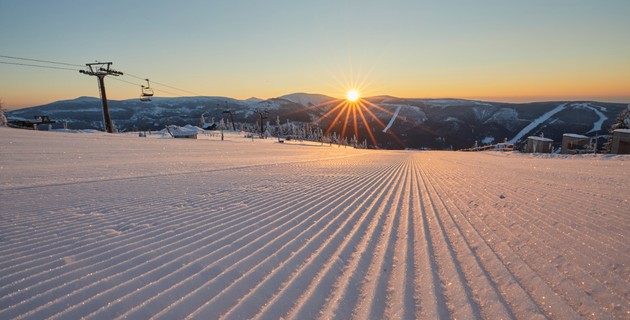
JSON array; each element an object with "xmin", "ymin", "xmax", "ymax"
[{"xmin": 139, "ymin": 79, "xmax": 154, "ymax": 102}]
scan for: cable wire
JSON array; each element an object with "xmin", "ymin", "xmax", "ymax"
[
  {"xmin": 109, "ymin": 76, "xmax": 183, "ymax": 97},
  {"xmin": 0, "ymin": 54, "xmax": 84, "ymax": 67},
  {"xmin": 109, "ymin": 76, "xmax": 142, "ymax": 87},
  {"xmin": 2, "ymin": 54, "xmax": 207, "ymax": 98},
  {"xmin": 0, "ymin": 60, "xmax": 80, "ymax": 72},
  {"xmin": 124, "ymin": 72, "xmax": 203, "ymax": 96}
]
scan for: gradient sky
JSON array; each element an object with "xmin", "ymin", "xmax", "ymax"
[{"xmin": 1, "ymin": 0, "xmax": 629, "ymax": 109}]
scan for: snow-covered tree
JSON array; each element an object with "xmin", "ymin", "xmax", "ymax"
[
  {"xmin": 0, "ymin": 100, "xmax": 7, "ymax": 127},
  {"xmin": 604, "ymin": 105, "xmax": 630, "ymax": 153}
]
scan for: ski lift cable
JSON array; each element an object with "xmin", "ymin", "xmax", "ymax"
[
  {"xmin": 150, "ymin": 87, "xmax": 185, "ymax": 97},
  {"xmin": 109, "ymin": 76, "xmax": 143, "ymax": 87},
  {"xmin": 123, "ymin": 72, "xmax": 203, "ymax": 96},
  {"xmin": 0, "ymin": 60, "xmax": 81, "ymax": 72},
  {"xmin": 1, "ymin": 54, "xmax": 203, "ymax": 97},
  {"xmin": 109, "ymin": 77, "xmax": 183, "ymax": 97},
  {"xmin": 0, "ymin": 55, "xmax": 85, "ymax": 68}
]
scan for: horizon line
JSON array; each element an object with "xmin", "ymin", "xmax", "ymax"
[{"xmin": 5, "ymin": 93, "xmax": 630, "ymax": 110}]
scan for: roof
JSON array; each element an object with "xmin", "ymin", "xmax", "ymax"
[
  {"xmin": 527, "ymin": 136, "xmax": 553, "ymax": 142},
  {"xmin": 562, "ymin": 133, "xmax": 589, "ymax": 139},
  {"xmin": 613, "ymin": 128, "xmax": 630, "ymax": 134}
]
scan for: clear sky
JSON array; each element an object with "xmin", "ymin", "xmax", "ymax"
[{"xmin": 1, "ymin": 0, "xmax": 629, "ymax": 109}]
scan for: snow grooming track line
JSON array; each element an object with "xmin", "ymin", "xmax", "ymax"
[
  {"xmin": 460, "ymin": 179, "xmax": 629, "ymax": 316},
  {"xmin": 116, "ymin": 157, "xmax": 400, "ymax": 319},
  {"xmin": 383, "ymin": 157, "xmax": 418, "ymax": 319},
  {"xmin": 248, "ymin": 156, "xmax": 408, "ymax": 320},
  {"xmin": 424, "ymin": 153, "xmax": 619, "ymax": 319},
  {"xmin": 408, "ymin": 155, "xmax": 448, "ymax": 319},
  {"xmin": 0, "ymin": 177, "xmax": 292, "ymax": 287},
  {"xmin": 0, "ymin": 193, "xmax": 222, "ymax": 281},
  {"xmin": 424, "ymin": 156, "xmax": 581, "ymax": 319},
  {"xmin": 438, "ymin": 154, "xmax": 629, "ymax": 250},
  {"xmin": 1, "ymin": 159, "xmax": 366, "ymax": 318},
  {"xmin": 305, "ymin": 156, "xmax": 407, "ymax": 320},
  {"xmin": 0, "ymin": 182, "xmax": 300, "ymax": 319},
  {"xmin": 0, "ymin": 179, "xmax": 268, "ymax": 271},
  {"xmin": 486, "ymin": 177, "xmax": 630, "ymax": 304},
  {"xmin": 415, "ymin": 158, "xmax": 483, "ymax": 320},
  {"xmin": 509, "ymin": 173, "xmax": 629, "ymax": 257},
  {"xmin": 415, "ymin": 159, "xmax": 516, "ymax": 320},
  {"xmin": 0, "ymin": 199, "xmax": 219, "ymax": 296},
  {"xmin": 448, "ymin": 154, "xmax": 629, "ymax": 317},
  {"xmin": 0, "ymin": 196, "xmax": 171, "ymax": 266},
  {"xmin": 3, "ymin": 125, "xmax": 629, "ymax": 320},
  {"xmin": 73, "ymin": 159, "xmax": 383, "ymax": 319},
  {"xmin": 351, "ymin": 157, "xmax": 409, "ymax": 320},
  {"xmin": 417, "ymin": 157, "xmax": 536, "ymax": 319},
  {"xmin": 151, "ymin": 158, "xmax": 399, "ymax": 319},
  {"xmin": 189, "ymin": 157, "xmax": 406, "ymax": 320},
  {"xmin": 418, "ymin": 162, "xmax": 546, "ymax": 319},
  {"xmin": 1, "ymin": 151, "xmax": 371, "ymax": 192}
]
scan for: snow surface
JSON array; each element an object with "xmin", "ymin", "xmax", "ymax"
[{"xmin": 1, "ymin": 127, "xmax": 629, "ymax": 319}]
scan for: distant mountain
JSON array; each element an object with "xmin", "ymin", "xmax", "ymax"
[
  {"xmin": 7, "ymin": 94, "xmax": 628, "ymax": 150},
  {"xmin": 278, "ymin": 93, "xmax": 337, "ymax": 108}
]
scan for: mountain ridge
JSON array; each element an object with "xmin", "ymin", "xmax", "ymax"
[{"xmin": 7, "ymin": 93, "xmax": 628, "ymax": 150}]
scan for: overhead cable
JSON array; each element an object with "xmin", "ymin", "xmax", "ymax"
[
  {"xmin": 0, "ymin": 60, "xmax": 80, "ymax": 71},
  {"xmin": 124, "ymin": 72, "xmax": 203, "ymax": 96},
  {"xmin": 0, "ymin": 54, "xmax": 84, "ymax": 67},
  {"xmin": 1, "ymin": 54, "xmax": 207, "ymax": 97},
  {"xmin": 109, "ymin": 77, "xmax": 182, "ymax": 97}
]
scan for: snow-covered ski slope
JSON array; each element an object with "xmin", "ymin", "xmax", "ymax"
[
  {"xmin": 1, "ymin": 128, "xmax": 628, "ymax": 319},
  {"xmin": 383, "ymin": 105, "xmax": 403, "ymax": 133},
  {"xmin": 508, "ymin": 103, "xmax": 568, "ymax": 144}
]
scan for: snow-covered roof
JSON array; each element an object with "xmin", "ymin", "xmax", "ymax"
[
  {"xmin": 527, "ymin": 136, "xmax": 553, "ymax": 142},
  {"xmin": 613, "ymin": 128, "xmax": 630, "ymax": 134},
  {"xmin": 562, "ymin": 133, "xmax": 589, "ymax": 139}
]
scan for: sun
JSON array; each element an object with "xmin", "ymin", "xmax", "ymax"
[
  {"xmin": 346, "ymin": 89, "xmax": 360, "ymax": 102},
  {"xmin": 309, "ymin": 72, "xmax": 404, "ymax": 148}
]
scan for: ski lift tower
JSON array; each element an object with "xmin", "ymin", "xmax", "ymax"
[
  {"xmin": 79, "ymin": 62, "xmax": 123, "ymax": 133},
  {"xmin": 257, "ymin": 109, "xmax": 269, "ymax": 138}
]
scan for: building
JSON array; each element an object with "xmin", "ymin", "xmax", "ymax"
[
  {"xmin": 525, "ymin": 136, "xmax": 553, "ymax": 153},
  {"xmin": 165, "ymin": 126, "xmax": 198, "ymax": 139},
  {"xmin": 8, "ymin": 115, "xmax": 56, "ymax": 130},
  {"xmin": 561, "ymin": 133, "xmax": 593, "ymax": 154},
  {"xmin": 611, "ymin": 129, "xmax": 630, "ymax": 154}
]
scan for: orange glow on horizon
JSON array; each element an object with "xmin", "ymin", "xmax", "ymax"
[{"xmin": 309, "ymin": 93, "xmax": 405, "ymax": 148}]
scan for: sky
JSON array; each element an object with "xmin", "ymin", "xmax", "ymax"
[{"xmin": 1, "ymin": 0, "xmax": 629, "ymax": 109}]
